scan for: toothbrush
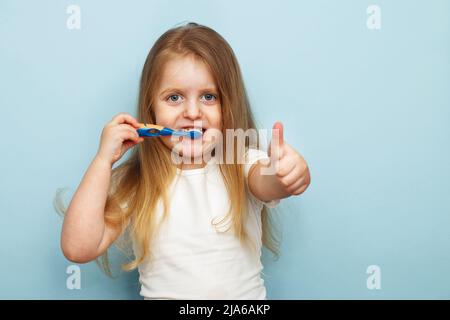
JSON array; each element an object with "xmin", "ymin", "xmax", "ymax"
[{"xmin": 136, "ymin": 124, "xmax": 203, "ymax": 139}]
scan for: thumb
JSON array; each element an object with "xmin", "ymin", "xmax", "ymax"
[
  {"xmin": 268, "ymin": 121, "xmax": 284, "ymax": 159},
  {"xmin": 272, "ymin": 121, "xmax": 284, "ymax": 146}
]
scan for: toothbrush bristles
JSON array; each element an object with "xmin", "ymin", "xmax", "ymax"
[{"xmin": 176, "ymin": 128, "xmax": 203, "ymax": 139}]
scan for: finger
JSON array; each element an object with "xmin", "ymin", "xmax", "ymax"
[
  {"xmin": 117, "ymin": 125, "xmax": 139, "ymax": 141},
  {"xmin": 268, "ymin": 122, "xmax": 284, "ymax": 159},
  {"xmin": 286, "ymin": 176, "xmax": 306, "ymax": 194},
  {"xmin": 276, "ymin": 156, "xmax": 297, "ymax": 177},
  {"xmin": 279, "ymin": 163, "xmax": 303, "ymax": 185},
  {"xmin": 118, "ymin": 123, "xmax": 142, "ymax": 136},
  {"xmin": 122, "ymin": 140, "xmax": 136, "ymax": 152},
  {"xmin": 272, "ymin": 121, "xmax": 284, "ymax": 147},
  {"xmin": 111, "ymin": 112, "xmax": 141, "ymax": 129},
  {"xmin": 120, "ymin": 126, "xmax": 142, "ymax": 143},
  {"xmin": 291, "ymin": 183, "xmax": 309, "ymax": 196}
]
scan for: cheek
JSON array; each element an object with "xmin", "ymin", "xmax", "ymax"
[
  {"xmin": 154, "ymin": 105, "xmax": 176, "ymax": 126},
  {"xmin": 209, "ymin": 107, "xmax": 222, "ymax": 128}
]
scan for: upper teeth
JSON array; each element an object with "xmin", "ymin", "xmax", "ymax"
[{"xmin": 182, "ymin": 128, "xmax": 202, "ymax": 132}]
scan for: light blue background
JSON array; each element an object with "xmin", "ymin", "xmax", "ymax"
[{"xmin": 0, "ymin": 0, "xmax": 449, "ymax": 299}]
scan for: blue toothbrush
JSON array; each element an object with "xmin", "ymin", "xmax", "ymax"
[{"xmin": 136, "ymin": 124, "xmax": 202, "ymax": 139}]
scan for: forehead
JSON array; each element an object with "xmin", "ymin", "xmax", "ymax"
[{"xmin": 158, "ymin": 55, "xmax": 217, "ymax": 91}]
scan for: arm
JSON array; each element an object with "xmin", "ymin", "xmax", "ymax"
[
  {"xmin": 60, "ymin": 113, "xmax": 143, "ymax": 263},
  {"xmin": 61, "ymin": 156, "xmax": 123, "ymax": 263},
  {"xmin": 248, "ymin": 122, "xmax": 311, "ymax": 203}
]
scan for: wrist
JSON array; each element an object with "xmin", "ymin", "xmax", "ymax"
[{"xmin": 93, "ymin": 154, "xmax": 113, "ymax": 169}]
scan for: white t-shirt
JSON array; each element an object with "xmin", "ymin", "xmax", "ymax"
[{"xmin": 132, "ymin": 148, "xmax": 280, "ymax": 300}]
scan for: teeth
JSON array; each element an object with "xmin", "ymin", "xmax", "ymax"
[
  {"xmin": 179, "ymin": 127, "xmax": 203, "ymax": 139},
  {"xmin": 182, "ymin": 128, "xmax": 203, "ymax": 132}
]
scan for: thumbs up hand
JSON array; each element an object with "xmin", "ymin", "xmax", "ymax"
[{"xmin": 267, "ymin": 122, "xmax": 310, "ymax": 196}]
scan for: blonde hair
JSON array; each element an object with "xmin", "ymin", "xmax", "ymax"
[{"xmin": 55, "ymin": 22, "xmax": 281, "ymax": 277}]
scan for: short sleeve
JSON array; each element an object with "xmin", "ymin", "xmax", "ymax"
[{"xmin": 244, "ymin": 148, "xmax": 281, "ymax": 208}]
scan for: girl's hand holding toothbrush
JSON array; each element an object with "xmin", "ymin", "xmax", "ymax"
[{"xmin": 96, "ymin": 113, "xmax": 144, "ymax": 166}]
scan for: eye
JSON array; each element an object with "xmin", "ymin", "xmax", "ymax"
[
  {"xmin": 166, "ymin": 94, "xmax": 183, "ymax": 103},
  {"xmin": 201, "ymin": 93, "xmax": 217, "ymax": 103}
]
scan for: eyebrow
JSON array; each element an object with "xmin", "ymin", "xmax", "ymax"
[{"xmin": 159, "ymin": 87, "xmax": 218, "ymax": 97}]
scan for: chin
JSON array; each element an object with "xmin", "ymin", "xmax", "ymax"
[
  {"xmin": 179, "ymin": 137, "xmax": 209, "ymax": 161},
  {"xmin": 166, "ymin": 136, "xmax": 204, "ymax": 163}
]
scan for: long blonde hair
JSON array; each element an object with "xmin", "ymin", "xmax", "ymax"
[{"xmin": 55, "ymin": 22, "xmax": 281, "ymax": 277}]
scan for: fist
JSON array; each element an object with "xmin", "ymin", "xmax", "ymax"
[
  {"xmin": 267, "ymin": 122, "xmax": 310, "ymax": 196},
  {"xmin": 96, "ymin": 113, "xmax": 144, "ymax": 165}
]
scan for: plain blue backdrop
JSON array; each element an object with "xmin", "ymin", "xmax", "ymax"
[{"xmin": 0, "ymin": 0, "xmax": 449, "ymax": 299}]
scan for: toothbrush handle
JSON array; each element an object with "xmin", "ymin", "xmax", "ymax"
[
  {"xmin": 137, "ymin": 125, "xmax": 173, "ymax": 137},
  {"xmin": 158, "ymin": 127, "xmax": 176, "ymax": 136},
  {"xmin": 137, "ymin": 125, "xmax": 188, "ymax": 137}
]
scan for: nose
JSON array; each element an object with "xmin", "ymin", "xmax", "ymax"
[{"xmin": 183, "ymin": 99, "xmax": 202, "ymax": 120}]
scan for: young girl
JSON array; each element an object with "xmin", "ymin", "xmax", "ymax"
[{"xmin": 59, "ymin": 22, "xmax": 311, "ymax": 300}]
